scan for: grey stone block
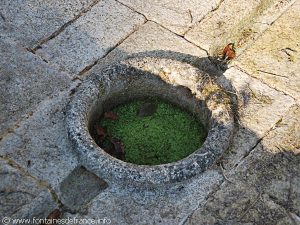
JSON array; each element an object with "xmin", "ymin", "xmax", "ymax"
[
  {"xmin": 58, "ymin": 166, "xmax": 108, "ymax": 211},
  {"xmin": 118, "ymin": 0, "xmax": 220, "ymax": 35},
  {"xmin": 0, "ymin": 0, "xmax": 95, "ymax": 48},
  {"xmin": 0, "ymin": 159, "xmax": 57, "ymax": 219},
  {"xmin": 0, "ymin": 91, "xmax": 78, "ymax": 188},
  {"xmin": 37, "ymin": 0, "xmax": 146, "ymax": 74},
  {"xmin": 92, "ymin": 21, "xmax": 216, "ymax": 75},
  {"xmin": 0, "ymin": 37, "xmax": 71, "ymax": 137}
]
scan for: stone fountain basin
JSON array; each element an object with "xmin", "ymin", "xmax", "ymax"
[{"xmin": 67, "ymin": 57, "xmax": 235, "ymax": 187}]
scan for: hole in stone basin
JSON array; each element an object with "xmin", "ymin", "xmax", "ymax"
[{"xmin": 91, "ymin": 97, "xmax": 208, "ymax": 165}]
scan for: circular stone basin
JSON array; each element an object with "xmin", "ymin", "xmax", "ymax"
[{"xmin": 67, "ymin": 57, "xmax": 235, "ymax": 187}]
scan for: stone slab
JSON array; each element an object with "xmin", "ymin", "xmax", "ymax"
[
  {"xmin": 37, "ymin": 0, "xmax": 146, "ymax": 75},
  {"xmin": 0, "ymin": 37, "xmax": 71, "ymax": 138},
  {"xmin": 118, "ymin": 0, "xmax": 220, "ymax": 35},
  {"xmin": 219, "ymin": 67, "xmax": 294, "ymax": 136},
  {"xmin": 61, "ymin": 170, "xmax": 223, "ymax": 225},
  {"xmin": 0, "ymin": 158, "xmax": 57, "ymax": 219},
  {"xmin": 58, "ymin": 166, "xmax": 108, "ymax": 211},
  {"xmin": 92, "ymin": 21, "xmax": 215, "ymax": 75},
  {"xmin": 188, "ymin": 105, "xmax": 300, "ymax": 224},
  {"xmin": 0, "ymin": 90, "xmax": 79, "ymax": 188},
  {"xmin": 216, "ymin": 67, "xmax": 294, "ymax": 168},
  {"xmin": 185, "ymin": 0, "xmax": 294, "ymax": 56},
  {"xmin": 0, "ymin": 0, "xmax": 95, "ymax": 48},
  {"xmin": 235, "ymin": 0, "xmax": 300, "ymax": 101}
]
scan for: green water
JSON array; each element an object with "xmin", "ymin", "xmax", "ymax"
[{"xmin": 99, "ymin": 98, "xmax": 207, "ymax": 165}]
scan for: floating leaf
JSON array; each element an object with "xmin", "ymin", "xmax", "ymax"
[
  {"xmin": 110, "ymin": 137, "xmax": 125, "ymax": 160},
  {"xmin": 104, "ymin": 111, "xmax": 118, "ymax": 120},
  {"xmin": 137, "ymin": 103, "xmax": 157, "ymax": 117},
  {"xmin": 96, "ymin": 125, "xmax": 106, "ymax": 141}
]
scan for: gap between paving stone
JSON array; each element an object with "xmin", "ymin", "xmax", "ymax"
[
  {"xmin": 0, "ymin": 37, "xmax": 72, "ymax": 139},
  {"xmin": 117, "ymin": 0, "xmax": 223, "ymax": 35},
  {"xmin": 181, "ymin": 0, "xmax": 226, "ymax": 36},
  {"xmin": 0, "ymin": 0, "xmax": 100, "ymax": 49},
  {"xmin": 0, "ymin": 156, "xmax": 59, "ymax": 215},
  {"xmin": 31, "ymin": 0, "xmax": 102, "ymax": 51},
  {"xmin": 78, "ymin": 19, "xmax": 148, "ymax": 76},
  {"xmin": 36, "ymin": 0, "xmax": 146, "ymax": 75},
  {"xmin": 234, "ymin": 66, "xmax": 298, "ymax": 103},
  {"xmin": 185, "ymin": 0, "xmax": 296, "ymax": 58},
  {"xmin": 78, "ymin": 17, "xmax": 211, "ymax": 77},
  {"xmin": 0, "ymin": 83, "xmax": 81, "ymax": 188}
]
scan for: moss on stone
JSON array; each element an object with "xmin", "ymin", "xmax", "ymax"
[{"xmin": 100, "ymin": 98, "xmax": 207, "ymax": 165}]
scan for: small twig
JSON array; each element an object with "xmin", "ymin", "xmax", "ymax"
[
  {"xmin": 257, "ymin": 69, "xmax": 288, "ymax": 78},
  {"xmin": 238, "ymin": 193, "xmax": 261, "ymax": 221},
  {"xmin": 221, "ymin": 89, "xmax": 238, "ymax": 96},
  {"xmin": 188, "ymin": 9, "xmax": 193, "ymax": 23},
  {"xmin": 220, "ymin": 163, "xmax": 233, "ymax": 183}
]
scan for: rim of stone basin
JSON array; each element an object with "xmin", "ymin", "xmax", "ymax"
[{"xmin": 67, "ymin": 57, "xmax": 235, "ymax": 187}]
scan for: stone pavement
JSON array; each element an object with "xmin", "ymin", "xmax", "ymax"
[{"xmin": 0, "ymin": 0, "xmax": 299, "ymax": 224}]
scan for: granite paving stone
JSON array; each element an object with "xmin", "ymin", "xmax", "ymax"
[
  {"xmin": 37, "ymin": 0, "xmax": 146, "ymax": 75},
  {"xmin": 91, "ymin": 21, "xmax": 215, "ymax": 74},
  {"xmin": 0, "ymin": 0, "xmax": 96, "ymax": 48},
  {"xmin": 61, "ymin": 170, "xmax": 223, "ymax": 225},
  {"xmin": 0, "ymin": 90, "xmax": 79, "ymax": 188},
  {"xmin": 235, "ymin": 0, "xmax": 300, "ymax": 101},
  {"xmin": 185, "ymin": 0, "xmax": 295, "ymax": 56},
  {"xmin": 0, "ymin": 37, "xmax": 71, "ymax": 138},
  {"xmin": 0, "ymin": 0, "xmax": 299, "ymax": 223},
  {"xmin": 218, "ymin": 67, "xmax": 295, "ymax": 137},
  {"xmin": 0, "ymin": 158, "xmax": 57, "ymax": 219},
  {"xmin": 118, "ymin": 0, "xmax": 220, "ymax": 35},
  {"xmin": 188, "ymin": 105, "xmax": 300, "ymax": 225}
]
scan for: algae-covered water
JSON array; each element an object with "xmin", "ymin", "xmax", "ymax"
[{"xmin": 99, "ymin": 98, "xmax": 207, "ymax": 165}]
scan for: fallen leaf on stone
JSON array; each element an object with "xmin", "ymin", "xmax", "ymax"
[
  {"xmin": 137, "ymin": 103, "xmax": 157, "ymax": 117},
  {"xmin": 104, "ymin": 111, "xmax": 118, "ymax": 120},
  {"xmin": 222, "ymin": 43, "xmax": 236, "ymax": 60},
  {"xmin": 46, "ymin": 209, "xmax": 61, "ymax": 224}
]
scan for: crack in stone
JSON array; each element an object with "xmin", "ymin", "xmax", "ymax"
[
  {"xmin": 30, "ymin": 0, "xmax": 102, "ymax": 52},
  {"xmin": 179, "ymin": 178, "xmax": 226, "ymax": 225},
  {"xmin": 234, "ymin": 66, "xmax": 297, "ymax": 103},
  {"xmin": 78, "ymin": 19, "xmax": 147, "ymax": 76},
  {"xmin": 182, "ymin": 0, "xmax": 225, "ymax": 36},
  {"xmin": 232, "ymin": 0, "xmax": 297, "ymax": 59},
  {"xmin": 115, "ymin": 0, "xmax": 148, "ymax": 21}
]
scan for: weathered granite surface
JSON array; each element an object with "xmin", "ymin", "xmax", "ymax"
[
  {"xmin": 234, "ymin": 0, "xmax": 300, "ymax": 100},
  {"xmin": 188, "ymin": 105, "xmax": 300, "ymax": 225},
  {"xmin": 0, "ymin": 37, "xmax": 71, "ymax": 138},
  {"xmin": 118, "ymin": 0, "xmax": 220, "ymax": 35},
  {"xmin": 185, "ymin": 0, "xmax": 296, "ymax": 56},
  {"xmin": 0, "ymin": 0, "xmax": 299, "ymax": 224},
  {"xmin": 36, "ymin": 0, "xmax": 146, "ymax": 74},
  {"xmin": 0, "ymin": 158, "xmax": 57, "ymax": 219},
  {"xmin": 0, "ymin": 0, "xmax": 97, "ymax": 48}
]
